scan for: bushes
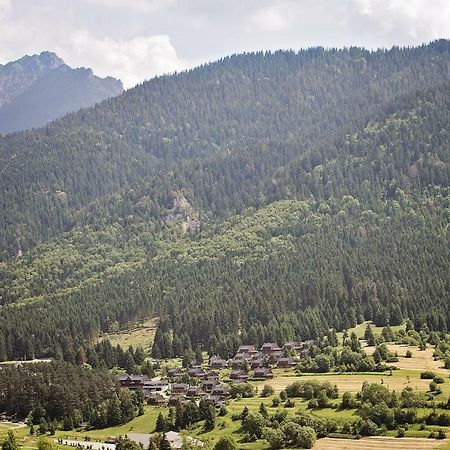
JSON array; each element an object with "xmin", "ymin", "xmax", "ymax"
[
  {"xmin": 261, "ymin": 384, "xmax": 275, "ymax": 397},
  {"xmin": 230, "ymin": 383, "xmax": 255, "ymax": 398},
  {"xmin": 285, "ymin": 380, "xmax": 338, "ymax": 400},
  {"xmin": 420, "ymin": 371, "xmax": 436, "ymax": 379}
]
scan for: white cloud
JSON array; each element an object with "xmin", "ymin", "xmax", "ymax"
[
  {"xmin": 247, "ymin": 4, "xmax": 292, "ymax": 33},
  {"xmin": 0, "ymin": 0, "xmax": 11, "ymax": 21},
  {"xmin": 82, "ymin": 0, "xmax": 174, "ymax": 13},
  {"xmin": 66, "ymin": 31, "xmax": 187, "ymax": 87},
  {"xmin": 351, "ymin": 0, "xmax": 450, "ymax": 40}
]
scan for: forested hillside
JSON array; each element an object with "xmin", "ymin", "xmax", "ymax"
[{"xmin": 0, "ymin": 41, "xmax": 448, "ymax": 360}]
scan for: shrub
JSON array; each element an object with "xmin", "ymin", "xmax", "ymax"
[
  {"xmin": 433, "ymin": 376, "xmax": 444, "ymax": 384},
  {"xmin": 213, "ymin": 436, "xmax": 238, "ymax": 450},
  {"xmin": 437, "ymin": 428, "xmax": 446, "ymax": 439},
  {"xmin": 261, "ymin": 384, "xmax": 275, "ymax": 397},
  {"xmin": 420, "ymin": 371, "xmax": 436, "ymax": 379},
  {"xmin": 405, "ymin": 350, "xmax": 412, "ymax": 358},
  {"xmin": 397, "ymin": 428, "xmax": 405, "ymax": 438}
]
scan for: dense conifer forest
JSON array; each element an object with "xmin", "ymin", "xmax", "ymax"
[{"xmin": 0, "ymin": 41, "xmax": 449, "ymax": 361}]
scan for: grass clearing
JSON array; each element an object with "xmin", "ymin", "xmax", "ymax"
[
  {"xmin": 262, "ymin": 370, "xmax": 443, "ymax": 394},
  {"xmin": 386, "ymin": 344, "xmax": 447, "ymax": 373},
  {"xmin": 99, "ymin": 318, "xmax": 158, "ymax": 351}
]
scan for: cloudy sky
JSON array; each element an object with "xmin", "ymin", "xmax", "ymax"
[{"xmin": 0, "ymin": 0, "xmax": 449, "ymax": 88}]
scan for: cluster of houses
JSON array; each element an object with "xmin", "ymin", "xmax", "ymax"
[{"xmin": 118, "ymin": 341, "xmax": 314, "ymax": 409}]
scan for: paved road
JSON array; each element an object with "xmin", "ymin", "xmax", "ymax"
[{"xmin": 59, "ymin": 440, "xmax": 116, "ymax": 450}]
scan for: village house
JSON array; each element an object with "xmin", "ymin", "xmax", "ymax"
[
  {"xmin": 201, "ymin": 379, "xmax": 218, "ymax": 392},
  {"xmin": 261, "ymin": 342, "xmax": 282, "ymax": 354},
  {"xmin": 277, "ymin": 357, "xmax": 295, "ymax": 369},
  {"xmin": 253, "ymin": 367, "xmax": 274, "ymax": 379},
  {"xmin": 230, "ymin": 370, "xmax": 249, "ymax": 381},
  {"xmin": 186, "ymin": 386, "xmax": 205, "ymax": 398},
  {"xmin": 142, "ymin": 379, "xmax": 169, "ymax": 395},
  {"xmin": 168, "ymin": 395, "xmax": 187, "ymax": 406},
  {"xmin": 209, "ymin": 357, "xmax": 228, "ymax": 369},
  {"xmin": 147, "ymin": 393, "xmax": 167, "ymax": 406},
  {"xmin": 167, "ymin": 368, "xmax": 183, "ymax": 378},
  {"xmin": 237, "ymin": 345, "xmax": 258, "ymax": 355},
  {"xmin": 204, "ymin": 370, "xmax": 219, "ymax": 379},
  {"xmin": 283, "ymin": 341, "xmax": 300, "ymax": 352},
  {"xmin": 171, "ymin": 383, "xmax": 189, "ymax": 394},
  {"xmin": 251, "ymin": 357, "xmax": 265, "ymax": 369},
  {"xmin": 210, "ymin": 385, "xmax": 230, "ymax": 398},
  {"xmin": 118, "ymin": 374, "xmax": 150, "ymax": 390},
  {"xmin": 188, "ymin": 367, "xmax": 205, "ymax": 378}
]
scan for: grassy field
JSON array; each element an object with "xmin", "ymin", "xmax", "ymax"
[
  {"xmin": 99, "ymin": 318, "xmax": 158, "ymax": 351},
  {"xmin": 386, "ymin": 344, "xmax": 447, "ymax": 373},
  {"xmin": 261, "ymin": 368, "xmax": 449, "ymax": 396},
  {"xmin": 314, "ymin": 436, "xmax": 448, "ymax": 450}
]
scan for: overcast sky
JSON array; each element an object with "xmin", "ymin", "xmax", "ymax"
[{"xmin": 0, "ymin": 0, "xmax": 449, "ymax": 88}]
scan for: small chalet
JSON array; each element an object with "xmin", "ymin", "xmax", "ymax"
[
  {"xmin": 186, "ymin": 386, "xmax": 205, "ymax": 398},
  {"xmin": 230, "ymin": 370, "xmax": 249, "ymax": 380},
  {"xmin": 171, "ymin": 383, "xmax": 189, "ymax": 394},
  {"xmin": 142, "ymin": 379, "xmax": 169, "ymax": 395},
  {"xmin": 237, "ymin": 345, "xmax": 258, "ymax": 355},
  {"xmin": 277, "ymin": 357, "xmax": 295, "ymax": 368},
  {"xmin": 210, "ymin": 385, "xmax": 230, "ymax": 398},
  {"xmin": 261, "ymin": 343, "xmax": 282, "ymax": 354},
  {"xmin": 147, "ymin": 393, "xmax": 167, "ymax": 406},
  {"xmin": 188, "ymin": 367, "xmax": 206, "ymax": 378},
  {"xmin": 167, "ymin": 368, "xmax": 183, "ymax": 378},
  {"xmin": 204, "ymin": 394, "xmax": 225, "ymax": 408},
  {"xmin": 233, "ymin": 352, "xmax": 251, "ymax": 361},
  {"xmin": 118, "ymin": 374, "xmax": 150, "ymax": 389},
  {"xmin": 204, "ymin": 370, "xmax": 219, "ymax": 379},
  {"xmin": 209, "ymin": 357, "xmax": 228, "ymax": 369},
  {"xmin": 231, "ymin": 359, "xmax": 244, "ymax": 370},
  {"xmin": 253, "ymin": 367, "xmax": 274, "ymax": 379},
  {"xmin": 283, "ymin": 341, "xmax": 300, "ymax": 352},
  {"xmin": 168, "ymin": 395, "xmax": 187, "ymax": 406},
  {"xmin": 251, "ymin": 358, "xmax": 265, "ymax": 369},
  {"xmin": 201, "ymin": 379, "xmax": 218, "ymax": 392}
]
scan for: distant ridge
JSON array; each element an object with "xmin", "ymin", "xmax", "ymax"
[{"xmin": 0, "ymin": 51, "xmax": 123, "ymax": 134}]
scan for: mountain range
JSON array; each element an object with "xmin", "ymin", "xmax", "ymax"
[
  {"xmin": 0, "ymin": 41, "xmax": 448, "ymax": 360},
  {"xmin": 0, "ymin": 51, "xmax": 123, "ymax": 134}
]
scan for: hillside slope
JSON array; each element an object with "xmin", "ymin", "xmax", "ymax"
[
  {"xmin": 0, "ymin": 51, "xmax": 123, "ymax": 134},
  {"xmin": 0, "ymin": 60, "xmax": 448, "ymax": 360},
  {"xmin": 0, "ymin": 41, "xmax": 449, "ymax": 259}
]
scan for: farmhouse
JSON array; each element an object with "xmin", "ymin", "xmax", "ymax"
[
  {"xmin": 168, "ymin": 395, "xmax": 187, "ymax": 406},
  {"xmin": 171, "ymin": 383, "xmax": 189, "ymax": 394},
  {"xmin": 167, "ymin": 368, "xmax": 183, "ymax": 378},
  {"xmin": 201, "ymin": 379, "xmax": 218, "ymax": 392},
  {"xmin": 187, "ymin": 367, "xmax": 205, "ymax": 377},
  {"xmin": 237, "ymin": 345, "xmax": 258, "ymax": 355},
  {"xmin": 253, "ymin": 367, "xmax": 273, "ymax": 379},
  {"xmin": 230, "ymin": 370, "xmax": 249, "ymax": 380},
  {"xmin": 277, "ymin": 357, "xmax": 295, "ymax": 368},
  {"xmin": 118, "ymin": 374, "xmax": 150, "ymax": 389},
  {"xmin": 147, "ymin": 393, "xmax": 167, "ymax": 406},
  {"xmin": 210, "ymin": 385, "xmax": 230, "ymax": 397},
  {"xmin": 261, "ymin": 342, "xmax": 282, "ymax": 354},
  {"xmin": 209, "ymin": 357, "xmax": 228, "ymax": 369},
  {"xmin": 186, "ymin": 386, "xmax": 205, "ymax": 398}
]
